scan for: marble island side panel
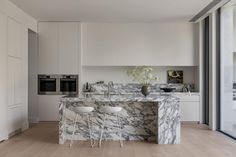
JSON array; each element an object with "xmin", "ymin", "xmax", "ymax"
[{"xmin": 59, "ymin": 94, "xmax": 180, "ymax": 145}]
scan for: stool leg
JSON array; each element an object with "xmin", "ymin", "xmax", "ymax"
[
  {"xmin": 63, "ymin": 107, "xmax": 67, "ymax": 138},
  {"xmin": 87, "ymin": 114, "xmax": 94, "ymax": 147},
  {"xmin": 99, "ymin": 114, "xmax": 106, "ymax": 147},
  {"xmin": 117, "ymin": 114, "xmax": 123, "ymax": 147},
  {"xmin": 70, "ymin": 114, "xmax": 78, "ymax": 148}
]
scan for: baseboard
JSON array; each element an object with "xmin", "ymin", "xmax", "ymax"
[
  {"xmin": 8, "ymin": 128, "xmax": 22, "ymax": 138},
  {"xmin": 181, "ymin": 121, "xmax": 200, "ymax": 125},
  {"xmin": 0, "ymin": 135, "xmax": 8, "ymax": 142},
  {"xmin": 7, "ymin": 121, "xmax": 29, "ymax": 138},
  {"xmin": 29, "ymin": 116, "xmax": 39, "ymax": 123}
]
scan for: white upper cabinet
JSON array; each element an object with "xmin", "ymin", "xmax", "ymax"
[
  {"xmin": 82, "ymin": 22, "xmax": 197, "ymax": 66},
  {"xmin": 7, "ymin": 18, "xmax": 21, "ymax": 58},
  {"xmin": 38, "ymin": 22, "xmax": 80, "ymax": 74},
  {"xmin": 38, "ymin": 22, "xmax": 59, "ymax": 74},
  {"xmin": 58, "ymin": 23, "xmax": 79, "ymax": 74}
]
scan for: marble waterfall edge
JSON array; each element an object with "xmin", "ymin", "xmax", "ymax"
[{"xmin": 59, "ymin": 94, "xmax": 180, "ymax": 144}]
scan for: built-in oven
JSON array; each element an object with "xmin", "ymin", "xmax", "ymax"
[
  {"xmin": 38, "ymin": 75, "xmax": 58, "ymax": 95},
  {"xmin": 38, "ymin": 74, "xmax": 78, "ymax": 95},
  {"xmin": 60, "ymin": 75, "xmax": 78, "ymax": 95}
]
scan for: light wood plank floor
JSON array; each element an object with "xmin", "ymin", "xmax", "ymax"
[{"xmin": 0, "ymin": 123, "xmax": 236, "ymax": 157}]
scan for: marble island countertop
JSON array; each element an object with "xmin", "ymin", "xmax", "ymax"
[{"xmin": 60, "ymin": 93, "xmax": 179, "ymax": 103}]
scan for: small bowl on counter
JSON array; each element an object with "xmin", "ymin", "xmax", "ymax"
[{"xmin": 160, "ymin": 87, "xmax": 176, "ymax": 93}]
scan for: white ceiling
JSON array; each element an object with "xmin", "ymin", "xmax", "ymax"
[{"xmin": 9, "ymin": 0, "xmax": 213, "ymax": 22}]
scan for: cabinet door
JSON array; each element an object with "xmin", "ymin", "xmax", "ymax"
[
  {"xmin": 180, "ymin": 102, "xmax": 200, "ymax": 122},
  {"xmin": 8, "ymin": 106, "xmax": 23, "ymax": 133},
  {"xmin": 58, "ymin": 22, "xmax": 79, "ymax": 74},
  {"xmin": 7, "ymin": 18, "xmax": 21, "ymax": 58},
  {"xmin": 7, "ymin": 57, "xmax": 23, "ymax": 134},
  {"xmin": 38, "ymin": 95, "xmax": 61, "ymax": 121},
  {"xmin": 7, "ymin": 57, "xmax": 22, "ymax": 107},
  {"xmin": 38, "ymin": 22, "xmax": 58, "ymax": 74}
]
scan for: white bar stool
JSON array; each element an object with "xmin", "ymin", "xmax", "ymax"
[
  {"xmin": 99, "ymin": 106, "xmax": 123, "ymax": 147},
  {"xmin": 63, "ymin": 105, "xmax": 95, "ymax": 148}
]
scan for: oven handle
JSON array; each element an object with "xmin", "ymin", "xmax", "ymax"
[
  {"xmin": 40, "ymin": 78, "xmax": 57, "ymax": 81},
  {"xmin": 60, "ymin": 79, "xmax": 76, "ymax": 81}
]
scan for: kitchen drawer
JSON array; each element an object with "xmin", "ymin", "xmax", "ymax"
[{"xmin": 180, "ymin": 101, "xmax": 200, "ymax": 121}]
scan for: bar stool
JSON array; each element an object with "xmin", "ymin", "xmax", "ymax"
[
  {"xmin": 99, "ymin": 106, "xmax": 123, "ymax": 147},
  {"xmin": 63, "ymin": 105, "xmax": 95, "ymax": 148}
]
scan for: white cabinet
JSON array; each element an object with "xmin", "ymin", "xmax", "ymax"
[
  {"xmin": 0, "ymin": 0, "xmax": 37, "ymax": 138},
  {"xmin": 38, "ymin": 22, "xmax": 58, "ymax": 74},
  {"xmin": 58, "ymin": 23, "xmax": 79, "ymax": 74},
  {"xmin": 174, "ymin": 93, "xmax": 200, "ymax": 122},
  {"xmin": 7, "ymin": 57, "xmax": 24, "ymax": 133},
  {"xmin": 7, "ymin": 57, "xmax": 22, "ymax": 107},
  {"xmin": 38, "ymin": 22, "xmax": 80, "ymax": 74},
  {"xmin": 180, "ymin": 101, "xmax": 200, "ymax": 122},
  {"xmin": 7, "ymin": 16, "xmax": 28, "ymax": 134},
  {"xmin": 8, "ymin": 106, "xmax": 23, "ymax": 133},
  {"xmin": 38, "ymin": 95, "xmax": 61, "ymax": 121},
  {"xmin": 7, "ymin": 18, "xmax": 22, "ymax": 58},
  {"xmin": 37, "ymin": 22, "xmax": 80, "ymax": 121}
]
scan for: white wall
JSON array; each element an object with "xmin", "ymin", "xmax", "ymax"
[
  {"xmin": 82, "ymin": 66, "xmax": 198, "ymax": 85},
  {"xmin": 82, "ymin": 22, "xmax": 198, "ymax": 66},
  {"xmin": 28, "ymin": 30, "xmax": 38, "ymax": 123}
]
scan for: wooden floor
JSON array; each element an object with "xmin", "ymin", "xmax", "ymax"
[{"xmin": 0, "ymin": 123, "xmax": 236, "ymax": 157}]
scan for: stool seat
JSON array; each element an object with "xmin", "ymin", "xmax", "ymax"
[
  {"xmin": 73, "ymin": 106, "xmax": 94, "ymax": 114},
  {"xmin": 101, "ymin": 106, "xmax": 122, "ymax": 114}
]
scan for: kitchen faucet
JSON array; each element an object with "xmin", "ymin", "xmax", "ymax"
[{"xmin": 107, "ymin": 81, "xmax": 114, "ymax": 98}]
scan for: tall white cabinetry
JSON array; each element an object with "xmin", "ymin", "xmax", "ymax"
[
  {"xmin": 38, "ymin": 22, "xmax": 58, "ymax": 74},
  {"xmin": 58, "ymin": 23, "xmax": 79, "ymax": 74},
  {"xmin": 38, "ymin": 22, "xmax": 80, "ymax": 74},
  {"xmin": 38, "ymin": 22, "xmax": 80, "ymax": 121},
  {"xmin": 0, "ymin": 0, "xmax": 37, "ymax": 141},
  {"xmin": 7, "ymin": 17, "xmax": 28, "ymax": 134}
]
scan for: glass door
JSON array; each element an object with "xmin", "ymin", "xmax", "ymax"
[{"xmin": 220, "ymin": 5, "xmax": 236, "ymax": 139}]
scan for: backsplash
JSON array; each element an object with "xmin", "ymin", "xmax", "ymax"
[
  {"xmin": 83, "ymin": 83, "xmax": 194, "ymax": 94},
  {"xmin": 82, "ymin": 66, "xmax": 197, "ymax": 84}
]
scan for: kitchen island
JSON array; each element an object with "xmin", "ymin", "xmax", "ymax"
[{"xmin": 59, "ymin": 94, "xmax": 180, "ymax": 144}]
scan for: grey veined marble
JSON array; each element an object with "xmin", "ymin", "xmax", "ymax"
[
  {"xmin": 87, "ymin": 83, "xmax": 191, "ymax": 94},
  {"xmin": 59, "ymin": 94, "xmax": 180, "ymax": 145}
]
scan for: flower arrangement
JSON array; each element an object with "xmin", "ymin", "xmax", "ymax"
[{"xmin": 126, "ymin": 66, "xmax": 158, "ymax": 86}]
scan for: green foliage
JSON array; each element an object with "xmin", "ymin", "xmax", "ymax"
[{"xmin": 126, "ymin": 66, "xmax": 159, "ymax": 85}]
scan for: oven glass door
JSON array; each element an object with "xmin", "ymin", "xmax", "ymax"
[
  {"xmin": 39, "ymin": 78, "xmax": 57, "ymax": 93},
  {"xmin": 60, "ymin": 78, "xmax": 77, "ymax": 92}
]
